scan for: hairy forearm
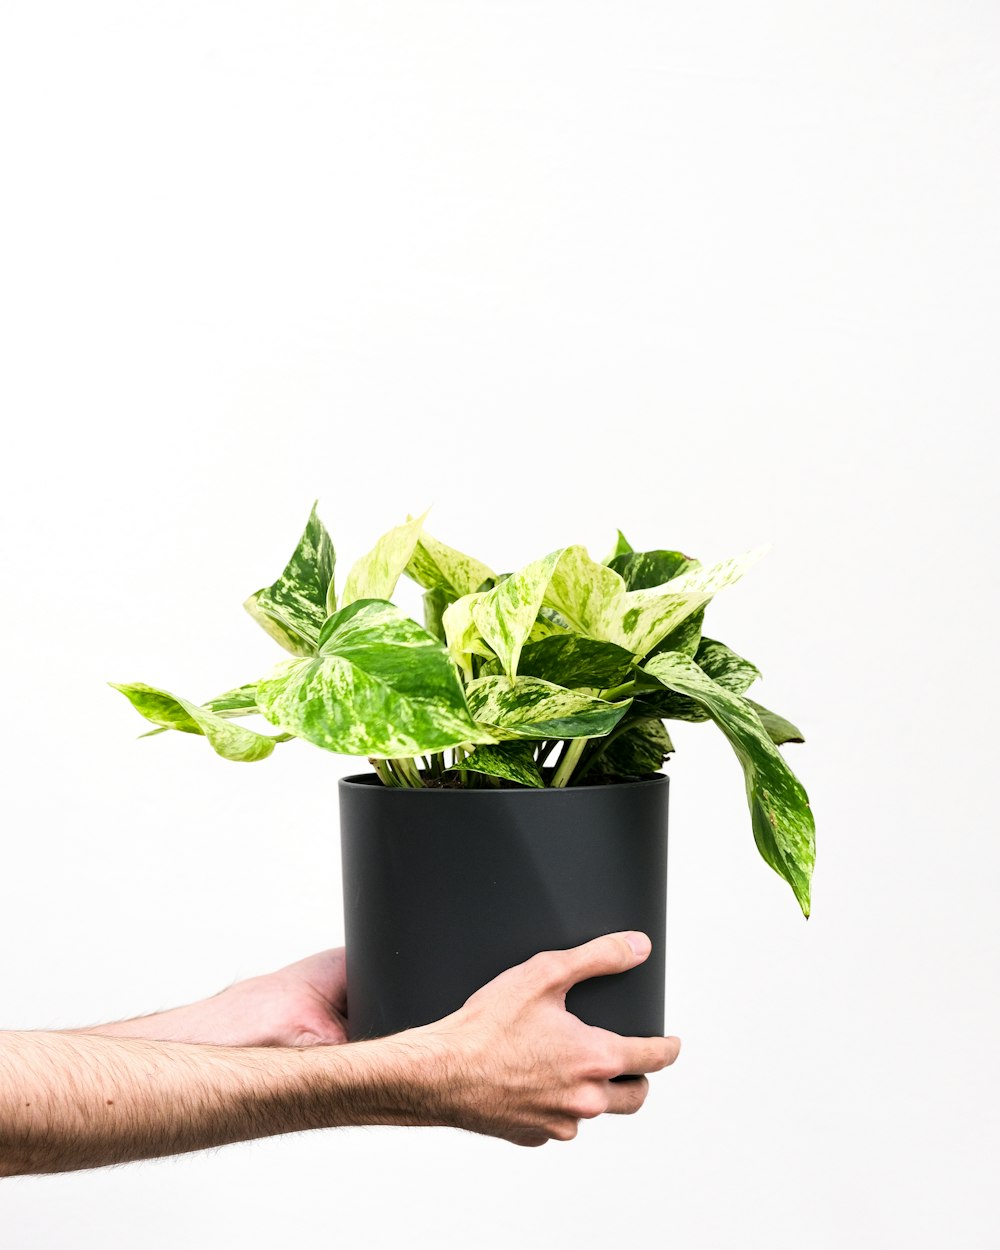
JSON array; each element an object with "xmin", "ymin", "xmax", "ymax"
[{"xmin": 0, "ymin": 1030, "xmax": 444, "ymax": 1176}]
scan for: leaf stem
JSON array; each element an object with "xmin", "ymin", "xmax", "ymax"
[{"xmin": 551, "ymin": 738, "xmax": 588, "ymax": 787}]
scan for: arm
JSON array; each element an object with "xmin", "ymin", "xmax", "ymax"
[{"xmin": 2, "ymin": 931, "xmax": 680, "ymax": 1174}]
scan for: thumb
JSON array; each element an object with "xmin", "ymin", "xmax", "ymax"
[{"xmin": 537, "ymin": 931, "xmax": 652, "ymax": 994}]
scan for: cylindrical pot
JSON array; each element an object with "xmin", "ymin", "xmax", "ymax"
[{"xmin": 338, "ymin": 772, "xmax": 668, "ymax": 1041}]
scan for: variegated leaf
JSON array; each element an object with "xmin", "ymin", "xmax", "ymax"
[
  {"xmin": 642, "ymin": 652, "xmax": 815, "ymax": 917},
  {"xmin": 609, "ymin": 548, "xmax": 700, "ymax": 589},
  {"xmin": 635, "ymin": 635, "xmax": 761, "ymax": 721},
  {"xmin": 111, "ymin": 682, "xmax": 278, "ymax": 762},
  {"xmin": 406, "ymin": 529, "xmax": 495, "ymax": 597},
  {"xmin": 609, "ymin": 547, "xmax": 768, "ymax": 658},
  {"xmin": 256, "ymin": 599, "xmax": 490, "ymax": 758},
  {"xmin": 544, "ymin": 546, "xmax": 627, "ymax": 637},
  {"xmin": 137, "ymin": 682, "xmax": 262, "ymax": 738},
  {"xmin": 472, "ymin": 549, "xmax": 567, "ymax": 680},
  {"xmin": 465, "ymin": 675, "xmax": 631, "ymax": 741},
  {"xmin": 601, "ymin": 529, "xmax": 634, "ymax": 565},
  {"xmin": 478, "ymin": 634, "xmax": 635, "ymax": 689},
  {"xmin": 455, "ymin": 742, "xmax": 544, "ymax": 788},
  {"xmin": 442, "ymin": 591, "xmax": 497, "ymax": 668},
  {"xmin": 243, "ymin": 502, "xmax": 336, "ymax": 657},
  {"xmin": 586, "ymin": 716, "xmax": 674, "ymax": 779},
  {"xmin": 746, "ymin": 699, "xmax": 805, "ymax": 745},
  {"xmin": 422, "ymin": 586, "xmax": 454, "ymax": 643},
  {"xmin": 650, "ymin": 604, "xmax": 705, "ymax": 658},
  {"xmin": 340, "ymin": 511, "xmax": 428, "ymax": 608}
]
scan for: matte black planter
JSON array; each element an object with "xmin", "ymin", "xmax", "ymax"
[{"xmin": 338, "ymin": 772, "xmax": 668, "ymax": 1041}]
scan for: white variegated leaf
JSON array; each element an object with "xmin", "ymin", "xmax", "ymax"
[
  {"xmin": 465, "ymin": 675, "xmax": 630, "ymax": 741},
  {"xmin": 471, "ymin": 549, "xmax": 567, "ymax": 680},
  {"xmin": 455, "ymin": 742, "xmax": 545, "ymax": 788},
  {"xmin": 642, "ymin": 651, "xmax": 815, "ymax": 917},
  {"xmin": 111, "ymin": 682, "xmax": 279, "ymax": 762},
  {"xmin": 442, "ymin": 591, "xmax": 496, "ymax": 668},
  {"xmin": 601, "ymin": 529, "xmax": 634, "ymax": 565},
  {"xmin": 406, "ymin": 529, "xmax": 495, "ymax": 597},
  {"xmin": 257, "ymin": 598, "xmax": 492, "ymax": 758},
  {"xmin": 340, "ymin": 511, "xmax": 428, "ymax": 608},
  {"xmin": 607, "ymin": 547, "xmax": 769, "ymax": 657},
  {"xmin": 544, "ymin": 546, "xmax": 627, "ymax": 636},
  {"xmin": 243, "ymin": 502, "xmax": 336, "ymax": 656}
]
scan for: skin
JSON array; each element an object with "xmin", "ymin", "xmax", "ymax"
[{"xmin": 0, "ymin": 932, "xmax": 680, "ymax": 1174}]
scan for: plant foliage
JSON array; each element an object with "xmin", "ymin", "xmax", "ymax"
[{"xmin": 113, "ymin": 507, "xmax": 816, "ymax": 915}]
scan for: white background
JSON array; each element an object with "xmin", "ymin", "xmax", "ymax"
[{"xmin": 1, "ymin": 2, "xmax": 998, "ymax": 1246}]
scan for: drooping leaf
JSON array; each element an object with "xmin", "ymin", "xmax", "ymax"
[
  {"xmin": 256, "ymin": 599, "xmax": 490, "ymax": 758},
  {"xmin": 609, "ymin": 549, "xmax": 700, "ymax": 589},
  {"xmin": 406, "ymin": 530, "xmax": 495, "ymax": 598},
  {"xmin": 746, "ymin": 699, "xmax": 805, "ymax": 745},
  {"xmin": 635, "ymin": 635, "xmax": 761, "ymax": 721},
  {"xmin": 455, "ymin": 742, "xmax": 544, "ymax": 788},
  {"xmin": 136, "ymin": 682, "xmax": 265, "ymax": 738},
  {"xmin": 601, "ymin": 529, "xmax": 634, "ymax": 565},
  {"xmin": 586, "ymin": 716, "xmax": 674, "ymax": 779},
  {"xmin": 478, "ymin": 634, "xmax": 635, "ymax": 689},
  {"xmin": 641, "ymin": 652, "xmax": 815, "ymax": 917},
  {"xmin": 471, "ymin": 548, "xmax": 567, "ymax": 680},
  {"xmin": 243, "ymin": 502, "xmax": 336, "ymax": 656},
  {"xmin": 649, "ymin": 604, "xmax": 705, "ymax": 658},
  {"xmin": 465, "ymin": 675, "xmax": 631, "ymax": 741},
  {"xmin": 111, "ymin": 682, "xmax": 278, "ymax": 762},
  {"xmin": 340, "ymin": 512, "xmax": 428, "ymax": 608}
]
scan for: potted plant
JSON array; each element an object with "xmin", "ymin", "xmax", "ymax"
[{"xmin": 113, "ymin": 506, "xmax": 815, "ymax": 1040}]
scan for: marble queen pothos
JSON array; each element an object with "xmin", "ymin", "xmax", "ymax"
[{"xmin": 113, "ymin": 507, "xmax": 816, "ymax": 916}]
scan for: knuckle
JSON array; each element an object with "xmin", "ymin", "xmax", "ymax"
[
  {"xmin": 550, "ymin": 1119, "xmax": 579, "ymax": 1142},
  {"xmin": 527, "ymin": 951, "xmax": 563, "ymax": 986},
  {"xmin": 570, "ymin": 1086, "xmax": 608, "ymax": 1120},
  {"xmin": 622, "ymin": 1078, "xmax": 649, "ymax": 1113}
]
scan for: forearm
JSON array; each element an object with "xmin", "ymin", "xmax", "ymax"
[{"xmin": 0, "ymin": 1029, "xmax": 442, "ymax": 1176}]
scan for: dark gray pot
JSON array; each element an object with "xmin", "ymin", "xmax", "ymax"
[{"xmin": 338, "ymin": 772, "xmax": 669, "ymax": 1041}]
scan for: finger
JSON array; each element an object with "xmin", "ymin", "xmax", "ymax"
[
  {"xmin": 614, "ymin": 1034, "xmax": 682, "ymax": 1075},
  {"xmin": 532, "ymin": 932, "xmax": 652, "ymax": 993},
  {"xmin": 605, "ymin": 1075, "xmax": 649, "ymax": 1114}
]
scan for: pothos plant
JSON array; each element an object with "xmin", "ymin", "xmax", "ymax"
[{"xmin": 113, "ymin": 507, "xmax": 816, "ymax": 916}]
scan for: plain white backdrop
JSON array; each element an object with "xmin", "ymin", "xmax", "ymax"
[{"xmin": 1, "ymin": 2, "xmax": 998, "ymax": 1246}]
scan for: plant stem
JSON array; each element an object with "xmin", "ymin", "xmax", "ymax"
[
  {"xmin": 601, "ymin": 679, "xmax": 636, "ymax": 702},
  {"xmin": 370, "ymin": 757, "xmax": 398, "ymax": 787},
  {"xmin": 551, "ymin": 738, "xmax": 589, "ymax": 788}
]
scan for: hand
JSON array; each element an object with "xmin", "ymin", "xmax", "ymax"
[
  {"xmin": 394, "ymin": 930, "xmax": 681, "ymax": 1147},
  {"xmin": 76, "ymin": 949, "xmax": 350, "ymax": 1048}
]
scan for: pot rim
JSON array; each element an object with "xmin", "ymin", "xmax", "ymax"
[{"xmin": 338, "ymin": 770, "xmax": 668, "ymax": 794}]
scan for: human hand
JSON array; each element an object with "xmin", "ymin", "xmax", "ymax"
[
  {"xmin": 390, "ymin": 931, "xmax": 680, "ymax": 1146},
  {"xmin": 77, "ymin": 948, "xmax": 350, "ymax": 1048}
]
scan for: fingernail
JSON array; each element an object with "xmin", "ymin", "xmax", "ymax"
[{"xmin": 625, "ymin": 932, "xmax": 651, "ymax": 957}]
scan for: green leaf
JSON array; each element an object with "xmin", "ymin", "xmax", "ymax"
[
  {"xmin": 442, "ymin": 591, "xmax": 497, "ymax": 668},
  {"xmin": 635, "ymin": 635, "xmax": 761, "ymax": 721},
  {"xmin": 340, "ymin": 512, "xmax": 428, "ymax": 608},
  {"xmin": 455, "ymin": 742, "xmax": 544, "ymax": 788},
  {"xmin": 422, "ymin": 587, "xmax": 454, "ymax": 643},
  {"xmin": 601, "ymin": 529, "xmax": 634, "ymax": 565},
  {"xmin": 256, "ymin": 599, "xmax": 490, "ymax": 758},
  {"xmin": 650, "ymin": 604, "xmax": 705, "ymax": 658},
  {"xmin": 609, "ymin": 547, "xmax": 768, "ymax": 658},
  {"xmin": 746, "ymin": 699, "xmax": 805, "ymax": 745},
  {"xmin": 642, "ymin": 653, "xmax": 815, "ymax": 917},
  {"xmin": 478, "ymin": 634, "xmax": 635, "ymax": 689},
  {"xmin": 609, "ymin": 549, "xmax": 700, "ymax": 589},
  {"xmin": 243, "ymin": 503, "xmax": 337, "ymax": 657},
  {"xmin": 587, "ymin": 716, "xmax": 674, "ymax": 779},
  {"xmin": 544, "ymin": 546, "xmax": 628, "ymax": 638},
  {"xmin": 111, "ymin": 682, "xmax": 278, "ymax": 762},
  {"xmin": 465, "ymin": 675, "xmax": 631, "ymax": 741},
  {"xmin": 406, "ymin": 530, "xmax": 495, "ymax": 598},
  {"xmin": 472, "ymin": 549, "xmax": 566, "ymax": 680}
]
